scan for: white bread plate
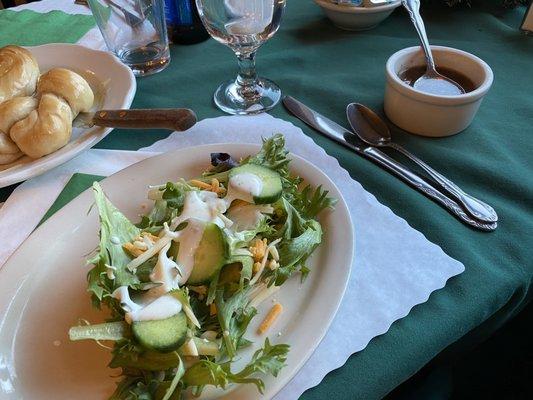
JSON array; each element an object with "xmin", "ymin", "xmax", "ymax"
[{"xmin": 0, "ymin": 43, "xmax": 136, "ymax": 188}]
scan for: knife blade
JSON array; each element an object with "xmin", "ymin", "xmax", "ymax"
[
  {"xmin": 282, "ymin": 95, "xmax": 497, "ymax": 232},
  {"xmin": 73, "ymin": 108, "xmax": 197, "ymax": 131}
]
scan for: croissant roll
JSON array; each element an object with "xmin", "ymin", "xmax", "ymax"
[
  {"xmin": 0, "ymin": 45, "xmax": 40, "ymax": 103},
  {"xmin": 10, "ymin": 93, "xmax": 72, "ymax": 159},
  {"xmin": 36, "ymin": 68, "xmax": 94, "ymax": 117}
]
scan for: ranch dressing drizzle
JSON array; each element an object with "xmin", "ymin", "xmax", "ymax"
[
  {"xmin": 116, "ymin": 173, "xmax": 266, "ymax": 323},
  {"xmin": 149, "ymin": 242, "xmax": 180, "ymax": 297},
  {"xmin": 174, "ymin": 219, "xmax": 206, "ymax": 285},
  {"xmin": 227, "ymin": 203, "xmax": 273, "ymax": 232},
  {"xmin": 224, "ymin": 173, "xmax": 263, "ymax": 205},
  {"xmin": 112, "ymin": 287, "xmax": 182, "ymax": 323}
]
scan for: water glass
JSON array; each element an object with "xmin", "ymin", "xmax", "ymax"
[
  {"xmin": 195, "ymin": 0, "xmax": 286, "ymax": 115},
  {"xmin": 88, "ymin": 0, "xmax": 170, "ymax": 76}
]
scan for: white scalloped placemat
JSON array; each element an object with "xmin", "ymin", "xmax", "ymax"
[{"xmin": 140, "ymin": 113, "xmax": 465, "ymax": 399}]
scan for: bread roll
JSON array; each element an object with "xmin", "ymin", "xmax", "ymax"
[
  {"xmin": 37, "ymin": 68, "xmax": 94, "ymax": 117},
  {"xmin": 10, "ymin": 93, "xmax": 72, "ymax": 158},
  {"xmin": 0, "ymin": 151, "xmax": 24, "ymax": 165},
  {"xmin": 0, "ymin": 96, "xmax": 38, "ymax": 135},
  {"xmin": 0, "ymin": 96, "xmax": 36, "ymax": 164},
  {"xmin": 0, "ymin": 45, "xmax": 39, "ymax": 103},
  {"xmin": 0, "ymin": 130, "xmax": 24, "ymax": 165}
]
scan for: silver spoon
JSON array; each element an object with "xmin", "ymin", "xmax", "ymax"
[
  {"xmin": 346, "ymin": 103, "xmax": 498, "ymax": 224},
  {"xmin": 401, "ymin": 0, "xmax": 465, "ymax": 96}
]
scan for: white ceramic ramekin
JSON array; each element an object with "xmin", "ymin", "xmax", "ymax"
[
  {"xmin": 314, "ymin": 0, "xmax": 401, "ymax": 31},
  {"xmin": 384, "ymin": 46, "xmax": 493, "ymax": 137}
]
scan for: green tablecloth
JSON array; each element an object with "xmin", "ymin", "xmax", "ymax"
[
  {"xmin": 0, "ymin": 9, "xmax": 95, "ymax": 47},
  {"xmin": 1, "ymin": 1, "xmax": 532, "ymax": 399}
]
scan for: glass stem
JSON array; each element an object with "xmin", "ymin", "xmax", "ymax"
[{"xmin": 236, "ymin": 51, "xmax": 260, "ymax": 100}]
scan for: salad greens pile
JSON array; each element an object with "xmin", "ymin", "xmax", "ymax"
[{"xmin": 69, "ymin": 135, "xmax": 336, "ymax": 399}]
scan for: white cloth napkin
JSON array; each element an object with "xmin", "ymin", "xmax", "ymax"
[{"xmin": 0, "ymin": 114, "xmax": 464, "ymax": 399}]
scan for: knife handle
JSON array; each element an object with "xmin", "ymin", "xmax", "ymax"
[
  {"xmin": 92, "ymin": 108, "xmax": 197, "ymax": 131},
  {"xmin": 359, "ymin": 146, "xmax": 497, "ymax": 231}
]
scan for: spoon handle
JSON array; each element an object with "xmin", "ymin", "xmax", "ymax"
[
  {"xmin": 401, "ymin": 0, "xmax": 436, "ymax": 71},
  {"xmin": 388, "ymin": 142, "xmax": 498, "ymax": 223}
]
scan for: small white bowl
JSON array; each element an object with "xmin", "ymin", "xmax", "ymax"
[
  {"xmin": 384, "ymin": 46, "xmax": 493, "ymax": 137},
  {"xmin": 314, "ymin": 0, "xmax": 401, "ymax": 31}
]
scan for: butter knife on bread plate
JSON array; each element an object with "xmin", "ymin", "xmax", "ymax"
[
  {"xmin": 74, "ymin": 108, "xmax": 197, "ymax": 131},
  {"xmin": 282, "ymin": 96, "xmax": 496, "ymax": 232}
]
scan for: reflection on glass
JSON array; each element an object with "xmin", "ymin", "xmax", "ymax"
[
  {"xmin": 88, "ymin": 0, "xmax": 170, "ymax": 76},
  {"xmin": 195, "ymin": 0, "xmax": 286, "ymax": 115}
]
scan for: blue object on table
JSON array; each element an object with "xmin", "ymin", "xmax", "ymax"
[{"xmin": 164, "ymin": 0, "xmax": 209, "ymax": 44}]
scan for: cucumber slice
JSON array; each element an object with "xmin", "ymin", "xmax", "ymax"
[
  {"xmin": 229, "ymin": 164, "xmax": 282, "ymax": 204},
  {"xmin": 187, "ymin": 223, "xmax": 227, "ymax": 285},
  {"xmin": 132, "ymin": 312, "xmax": 188, "ymax": 353}
]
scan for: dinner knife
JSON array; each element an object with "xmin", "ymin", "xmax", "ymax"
[
  {"xmin": 282, "ymin": 96, "xmax": 497, "ymax": 231},
  {"xmin": 74, "ymin": 108, "xmax": 197, "ymax": 131}
]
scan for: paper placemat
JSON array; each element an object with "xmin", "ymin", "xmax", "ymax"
[
  {"xmin": 0, "ymin": 114, "xmax": 464, "ymax": 399},
  {"xmin": 140, "ymin": 114, "xmax": 465, "ymax": 400}
]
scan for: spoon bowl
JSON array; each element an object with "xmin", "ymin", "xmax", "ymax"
[
  {"xmin": 346, "ymin": 103, "xmax": 391, "ymax": 147},
  {"xmin": 401, "ymin": 0, "xmax": 465, "ymax": 95},
  {"xmin": 414, "ymin": 71, "xmax": 465, "ymax": 96},
  {"xmin": 346, "ymin": 102, "xmax": 498, "ymax": 224}
]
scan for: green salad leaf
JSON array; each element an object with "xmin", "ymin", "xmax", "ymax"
[
  {"xmin": 183, "ymin": 338, "xmax": 289, "ymax": 395},
  {"xmin": 215, "ymin": 288, "xmax": 257, "ymax": 359},
  {"xmin": 87, "ymin": 182, "xmax": 140, "ymax": 308}
]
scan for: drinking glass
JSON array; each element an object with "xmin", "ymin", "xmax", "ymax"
[
  {"xmin": 195, "ymin": 0, "xmax": 286, "ymax": 115},
  {"xmin": 88, "ymin": 0, "xmax": 170, "ymax": 76}
]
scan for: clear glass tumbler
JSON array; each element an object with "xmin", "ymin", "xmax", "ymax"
[
  {"xmin": 195, "ymin": 0, "xmax": 286, "ymax": 115},
  {"xmin": 88, "ymin": 0, "xmax": 170, "ymax": 76}
]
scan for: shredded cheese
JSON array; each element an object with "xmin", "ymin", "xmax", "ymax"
[
  {"xmin": 126, "ymin": 235, "xmax": 172, "ymax": 272},
  {"xmin": 258, "ymin": 303, "xmax": 283, "ymax": 334},
  {"xmin": 189, "ymin": 178, "xmax": 226, "ymax": 195},
  {"xmin": 249, "ymin": 238, "xmax": 281, "ymax": 286}
]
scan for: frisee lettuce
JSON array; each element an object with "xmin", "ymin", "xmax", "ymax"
[
  {"xmin": 215, "ymin": 287, "xmax": 257, "ymax": 359},
  {"xmin": 87, "ymin": 182, "xmax": 140, "ymax": 309},
  {"xmin": 182, "ymin": 338, "xmax": 289, "ymax": 395}
]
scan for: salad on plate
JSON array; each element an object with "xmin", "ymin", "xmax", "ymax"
[{"xmin": 69, "ymin": 135, "xmax": 336, "ymax": 399}]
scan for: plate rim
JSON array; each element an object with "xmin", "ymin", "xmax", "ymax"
[
  {"xmin": 0, "ymin": 43, "xmax": 137, "ymax": 188},
  {"xmin": 0, "ymin": 142, "xmax": 354, "ymax": 399}
]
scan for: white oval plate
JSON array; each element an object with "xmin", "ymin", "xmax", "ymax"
[
  {"xmin": 0, "ymin": 43, "xmax": 136, "ymax": 188},
  {"xmin": 0, "ymin": 144, "xmax": 353, "ymax": 400}
]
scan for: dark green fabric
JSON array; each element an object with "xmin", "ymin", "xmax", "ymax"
[
  {"xmin": 1, "ymin": 1, "xmax": 532, "ymax": 399},
  {"xmin": 0, "ymin": 9, "xmax": 95, "ymax": 47}
]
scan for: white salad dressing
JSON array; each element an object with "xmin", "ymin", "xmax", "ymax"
[
  {"xmin": 116, "ymin": 172, "xmax": 268, "ymax": 323},
  {"xmin": 126, "ymin": 295, "xmax": 182, "ymax": 323},
  {"xmin": 170, "ymin": 191, "xmax": 227, "ymax": 231},
  {"xmin": 149, "ymin": 242, "xmax": 180, "ymax": 297},
  {"xmin": 227, "ymin": 203, "xmax": 273, "ymax": 232},
  {"xmin": 224, "ymin": 173, "xmax": 263, "ymax": 204},
  {"xmin": 105, "ymin": 264, "xmax": 116, "ymax": 280},
  {"xmin": 113, "ymin": 286, "xmax": 142, "ymax": 314},
  {"xmin": 173, "ymin": 219, "xmax": 207, "ymax": 285},
  {"xmin": 113, "ymin": 286, "xmax": 182, "ymax": 324}
]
